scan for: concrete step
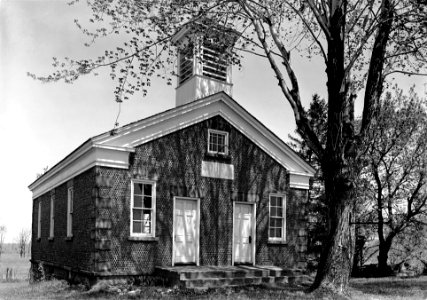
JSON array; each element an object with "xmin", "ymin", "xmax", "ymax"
[
  {"xmin": 154, "ymin": 266, "xmax": 307, "ymax": 289},
  {"xmin": 179, "ymin": 268, "xmax": 270, "ymax": 280},
  {"xmin": 184, "ymin": 276, "xmax": 292, "ymax": 289}
]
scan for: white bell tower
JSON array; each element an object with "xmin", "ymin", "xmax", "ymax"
[{"xmin": 172, "ymin": 24, "xmax": 235, "ymax": 107}]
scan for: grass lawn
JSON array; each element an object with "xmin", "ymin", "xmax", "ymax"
[
  {"xmin": 0, "ymin": 252, "xmax": 30, "ymax": 281},
  {"xmin": 350, "ymin": 276, "xmax": 427, "ymax": 300},
  {"xmin": 0, "ymin": 276, "xmax": 426, "ymax": 299}
]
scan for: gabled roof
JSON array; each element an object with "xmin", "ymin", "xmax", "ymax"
[{"xmin": 29, "ymin": 92, "xmax": 315, "ymax": 199}]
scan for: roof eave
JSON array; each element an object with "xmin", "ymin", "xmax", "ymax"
[{"xmin": 28, "ymin": 138, "xmax": 94, "ymax": 191}]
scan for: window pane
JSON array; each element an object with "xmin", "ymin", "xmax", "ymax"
[
  {"xmin": 143, "ymin": 210, "xmax": 152, "ymax": 234},
  {"xmin": 133, "ymin": 209, "xmax": 142, "ymax": 221},
  {"xmin": 270, "ymin": 197, "xmax": 276, "ymax": 207},
  {"xmin": 143, "ymin": 196, "xmax": 152, "ymax": 208},
  {"xmin": 142, "ymin": 220, "xmax": 151, "ymax": 234},
  {"xmin": 134, "ymin": 195, "xmax": 143, "ymax": 208},
  {"xmin": 271, "ymin": 218, "xmax": 278, "ymax": 228},
  {"xmin": 143, "ymin": 184, "xmax": 152, "ymax": 196},
  {"xmin": 271, "ymin": 207, "xmax": 277, "ymax": 217},
  {"xmin": 275, "ymin": 228, "xmax": 282, "ymax": 238},
  {"xmin": 134, "ymin": 183, "xmax": 142, "ymax": 195},
  {"xmin": 269, "ymin": 195, "xmax": 285, "ymax": 240},
  {"xmin": 133, "ymin": 221, "xmax": 142, "ymax": 233},
  {"xmin": 276, "ymin": 197, "xmax": 283, "ymax": 208},
  {"xmin": 209, "ymin": 131, "xmax": 227, "ymax": 153},
  {"xmin": 143, "ymin": 210, "xmax": 151, "ymax": 221},
  {"xmin": 270, "ymin": 218, "xmax": 275, "ymax": 227}
]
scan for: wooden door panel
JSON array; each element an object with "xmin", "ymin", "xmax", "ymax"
[
  {"xmin": 234, "ymin": 203, "xmax": 254, "ymax": 263},
  {"xmin": 174, "ymin": 199, "xmax": 198, "ymax": 264}
]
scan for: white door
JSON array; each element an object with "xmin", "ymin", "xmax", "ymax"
[
  {"xmin": 173, "ymin": 198, "xmax": 199, "ymax": 264},
  {"xmin": 233, "ymin": 203, "xmax": 254, "ymax": 264}
]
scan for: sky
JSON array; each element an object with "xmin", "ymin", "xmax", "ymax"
[{"xmin": 0, "ymin": 0, "xmax": 425, "ymax": 243}]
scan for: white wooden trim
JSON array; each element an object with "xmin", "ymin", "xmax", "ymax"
[
  {"xmin": 207, "ymin": 129, "xmax": 229, "ymax": 155},
  {"xmin": 67, "ymin": 187, "xmax": 73, "ymax": 238},
  {"xmin": 29, "ymin": 93, "xmax": 314, "ymax": 199},
  {"xmin": 268, "ymin": 194, "xmax": 287, "ymax": 243},
  {"xmin": 92, "ymin": 93, "xmax": 314, "ymax": 175},
  {"xmin": 30, "ymin": 146, "xmax": 133, "ymax": 199},
  {"xmin": 289, "ymin": 173, "xmax": 310, "ymax": 190},
  {"xmin": 252, "ymin": 203, "xmax": 256, "ymax": 266},
  {"xmin": 172, "ymin": 197, "xmax": 200, "ymax": 266},
  {"xmin": 196, "ymin": 197, "xmax": 200, "ymax": 266},
  {"xmin": 129, "ymin": 180, "xmax": 156, "ymax": 238},
  {"xmin": 172, "ymin": 197, "xmax": 176, "ymax": 267},
  {"xmin": 231, "ymin": 201, "xmax": 235, "ymax": 266},
  {"xmin": 201, "ymin": 161, "xmax": 234, "ymax": 180}
]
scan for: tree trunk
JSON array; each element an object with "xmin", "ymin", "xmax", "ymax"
[
  {"xmin": 310, "ymin": 3, "xmax": 357, "ymax": 292},
  {"xmin": 378, "ymin": 235, "xmax": 394, "ymax": 274},
  {"xmin": 378, "ymin": 244, "xmax": 390, "ymax": 271},
  {"xmin": 310, "ymin": 171, "xmax": 356, "ymax": 293}
]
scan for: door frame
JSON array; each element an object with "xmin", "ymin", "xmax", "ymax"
[
  {"xmin": 172, "ymin": 196, "xmax": 200, "ymax": 266},
  {"xmin": 232, "ymin": 201, "xmax": 256, "ymax": 266}
]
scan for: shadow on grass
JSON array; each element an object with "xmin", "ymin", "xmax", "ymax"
[{"xmin": 350, "ymin": 276, "xmax": 427, "ymax": 299}]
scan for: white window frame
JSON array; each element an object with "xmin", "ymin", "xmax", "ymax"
[
  {"xmin": 268, "ymin": 194, "xmax": 286, "ymax": 242},
  {"xmin": 207, "ymin": 129, "xmax": 229, "ymax": 155},
  {"xmin": 130, "ymin": 180, "xmax": 156, "ymax": 238},
  {"xmin": 37, "ymin": 201, "xmax": 41, "ymax": 239},
  {"xmin": 49, "ymin": 193, "xmax": 55, "ymax": 238},
  {"xmin": 67, "ymin": 187, "xmax": 73, "ymax": 237}
]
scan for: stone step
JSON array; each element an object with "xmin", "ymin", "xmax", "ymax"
[
  {"xmin": 184, "ymin": 276, "xmax": 291, "ymax": 289},
  {"xmin": 179, "ymin": 268, "xmax": 270, "ymax": 280},
  {"xmin": 154, "ymin": 266, "xmax": 308, "ymax": 289}
]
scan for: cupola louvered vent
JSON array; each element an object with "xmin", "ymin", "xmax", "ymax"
[
  {"xmin": 172, "ymin": 22, "xmax": 237, "ymax": 107},
  {"xmin": 178, "ymin": 44, "xmax": 194, "ymax": 85},
  {"xmin": 201, "ymin": 41, "xmax": 227, "ymax": 82}
]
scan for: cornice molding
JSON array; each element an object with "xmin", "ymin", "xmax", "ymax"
[
  {"xmin": 29, "ymin": 92, "xmax": 314, "ymax": 199},
  {"xmin": 30, "ymin": 145, "xmax": 133, "ymax": 199}
]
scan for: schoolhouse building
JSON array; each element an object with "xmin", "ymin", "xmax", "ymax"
[{"xmin": 29, "ymin": 24, "xmax": 315, "ymax": 288}]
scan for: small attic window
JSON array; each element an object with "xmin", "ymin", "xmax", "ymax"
[
  {"xmin": 201, "ymin": 40, "xmax": 228, "ymax": 82},
  {"xmin": 178, "ymin": 44, "xmax": 194, "ymax": 85},
  {"xmin": 208, "ymin": 129, "xmax": 229, "ymax": 155}
]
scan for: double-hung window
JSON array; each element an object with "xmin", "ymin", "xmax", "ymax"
[
  {"xmin": 67, "ymin": 187, "xmax": 73, "ymax": 237},
  {"xmin": 49, "ymin": 193, "xmax": 55, "ymax": 238},
  {"xmin": 208, "ymin": 129, "xmax": 229, "ymax": 155},
  {"xmin": 131, "ymin": 180, "xmax": 156, "ymax": 237},
  {"xmin": 269, "ymin": 194, "xmax": 286, "ymax": 242},
  {"xmin": 37, "ymin": 201, "xmax": 42, "ymax": 239}
]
